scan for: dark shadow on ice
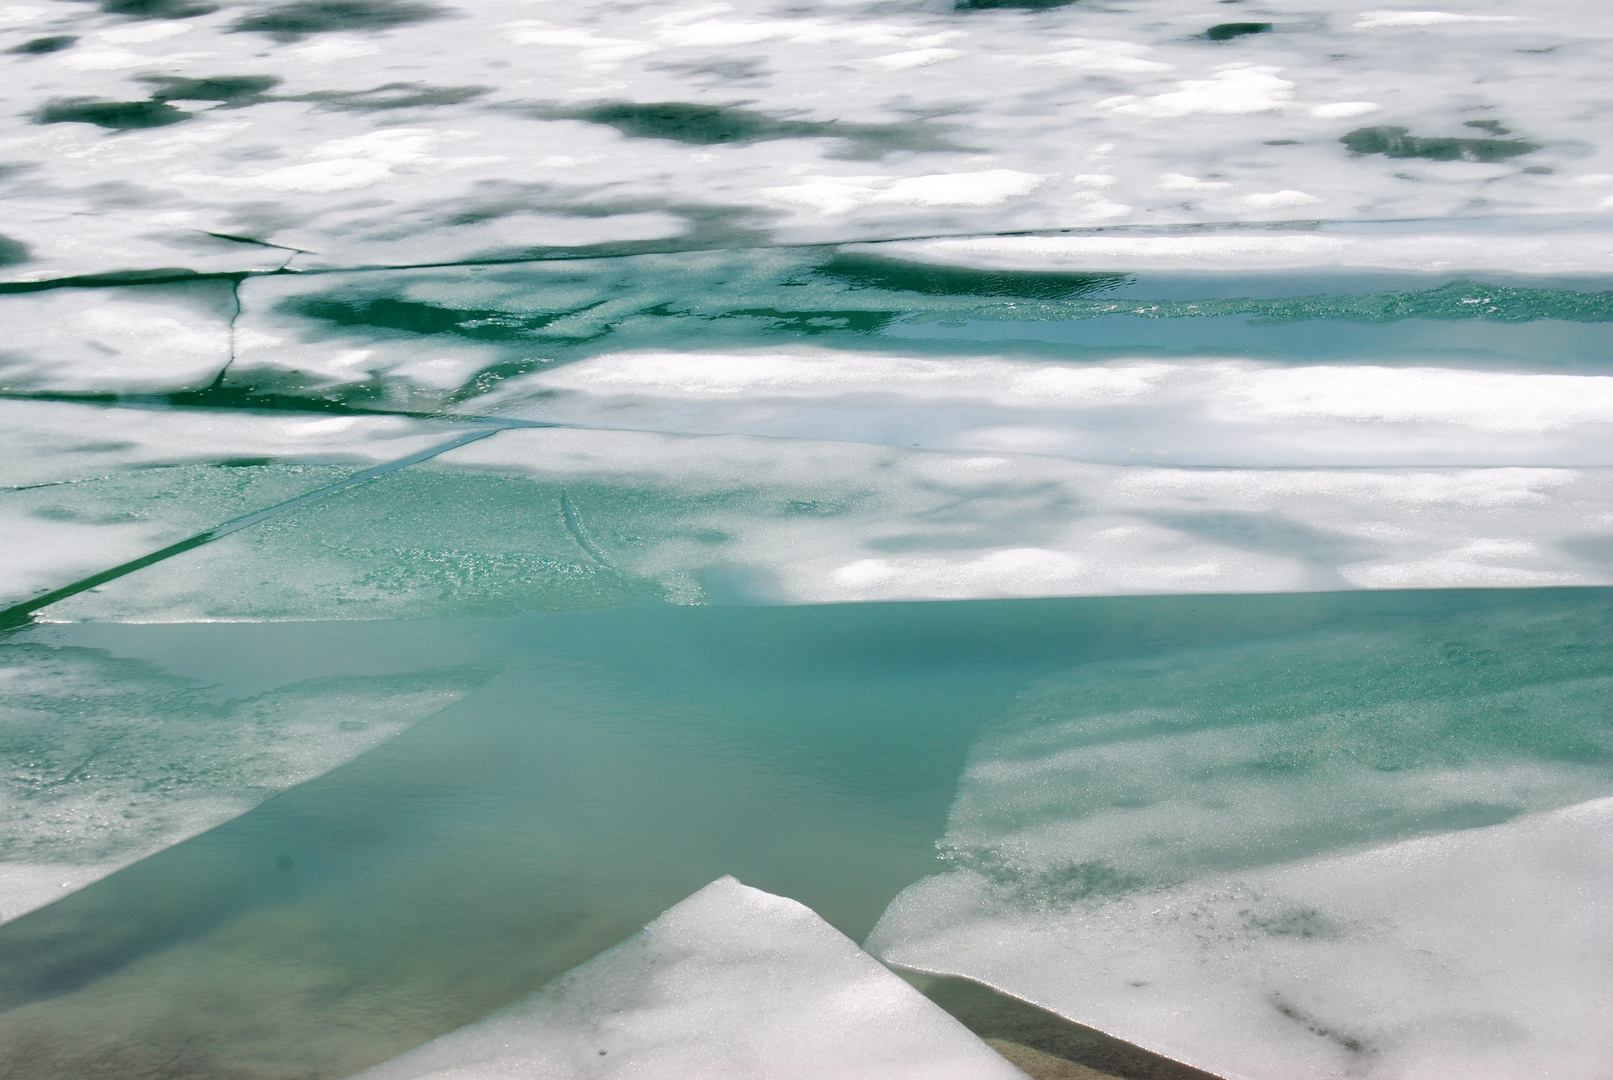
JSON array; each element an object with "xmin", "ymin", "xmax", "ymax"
[
  {"xmin": 139, "ymin": 75, "xmax": 282, "ymax": 108},
  {"xmin": 33, "ymin": 98, "xmax": 190, "ymax": 130},
  {"xmin": 96, "ymin": 0, "xmax": 217, "ymax": 19},
  {"xmin": 903, "ymin": 971, "xmax": 1227, "ymax": 1080},
  {"xmin": 295, "ymin": 82, "xmax": 489, "ymax": 111},
  {"xmin": 1561, "ymin": 534, "xmax": 1613, "ymax": 565},
  {"xmin": 231, "ymin": 0, "xmax": 448, "ymax": 40},
  {"xmin": 820, "ymin": 253, "xmax": 1128, "ymax": 300},
  {"xmin": 1143, "ymin": 510, "xmax": 1379, "ymax": 584},
  {"xmin": 1201, "ymin": 22, "xmax": 1271, "ymax": 40},
  {"xmin": 955, "ymin": 0, "xmax": 1082, "ymax": 10},
  {"xmin": 1341, "ymin": 125, "xmax": 1540, "ymax": 163},
  {"xmin": 656, "ymin": 58, "xmax": 771, "ymax": 85},
  {"xmin": 35, "ymin": 73, "xmax": 470, "ymax": 125},
  {"xmin": 1268, "ymin": 993, "xmax": 1375, "ymax": 1060},
  {"xmin": 545, "ymin": 101, "xmax": 959, "ymax": 158},
  {"xmin": 7, "ymin": 35, "xmax": 77, "ymax": 54},
  {"xmin": 0, "ymin": 269, "xmax": 250, "ymax": 294}
]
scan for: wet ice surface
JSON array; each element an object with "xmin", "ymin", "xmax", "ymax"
[
  {"xmin": 0, "ymin": 590, "xmax": 1606, "ymax": 1080},
  {"xmin": 3, "ymin": 0, "xmax": 1612, "ymax": 1077},
  {"xmin": 0, "ymin": 639, "xmax": 484, "ymax": 923},
  {"xmin": 866, "ymin": 597, "xmax": 1613, "ymax": 1076},
  {"xmin": 353, "ymin": 876, "xmax": 1026, "ymax": 1080},
  {"xmin": 873, "ymin": 798, "xmax": 1613, "ymax": 1079},
  {"xmin": 24, "ymin": 428, "xmax": 1611, "ymax": 622},
  {"xmin": 7, "ymin": 253, "xmax": 1613, "ymax": 613},
  {"xmin": 0, "ymin": 400, "xmax": 469, "ymax": 606}
]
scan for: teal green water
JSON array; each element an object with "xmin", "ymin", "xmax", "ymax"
[
  {"xmin": 242, "ymin": 254, "xmax": 1613, "ymax": 411},
  {"xmin": 0, "ymin": 587, "xmax": 1607, "ymax": 1079}
]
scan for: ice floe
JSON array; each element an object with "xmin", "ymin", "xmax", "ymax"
[
  {"xmin": 352, "ymin": 876, "xmax": 1024, "ymax": 1080},
  {"xmin": 871, "ymin": 224, "xmax": 1613, "ymax": 275},
  {"xmin": 492, "ymin": 349, "xmax": 1613, "ymax": 466},
  {"xmin": 867, "ymin": 605, "xmax": 1613, "ymax": 1077},
  {"xmin": 873, "ymin": 798, "xmax": 1613, "ymax": 1079},
  {"xmin": 0, "ymin": 279, "xmax": 234, "ymax": 393}
]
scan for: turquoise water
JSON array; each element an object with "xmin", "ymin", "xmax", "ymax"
[
  {"xmin": 1, "ymin": 587, "xmax": 1607, "ymax": 1078},
  {"xmin": 248, "ymin": 256, "xmax": 1613, "ymax": 413}
]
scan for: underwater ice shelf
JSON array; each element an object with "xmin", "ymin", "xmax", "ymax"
[{"xmin": 0, "ymin": 589, "xmax": 1608, "ymax": 1079}]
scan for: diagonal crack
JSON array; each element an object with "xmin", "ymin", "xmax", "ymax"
[
  {"xmin": 0, "ymin": 217, "xmax": 1424, "ymax": 295},
  {"xmin": 0, "ymin": 426, "xmax": 512, "ymax": 631},
  {"xmin": 559, "ymin": 489, "xmax": 614, "ymax": 569}
]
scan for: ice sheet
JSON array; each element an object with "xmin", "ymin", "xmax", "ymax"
[
  {"xmin": 0, "ymin": 204, "xmax": 295, "ymax": 284},
  {"xmin": 2, "ymin": 0, "xmax": 1611, "ymax": 276},
  {"xmin": 33, "ymin": 428, "xmax": 1613, "ymax": 622},
  {"xmin": 352, "ymin": 876, "xmax": 1026, "ymax": 1080},
  {"xmin": 3, "ymin": 2, "xmax": 1608, "ymax": 1076},
  {"xmin": 871, "ymin": 224, "xmax": 1613, "ymax": 276},
  {"xmin": 0, "ymin": 279, "xmax": 233, "ymax": 392},
  {"xmin": 873, "ymin": 799, "xmax": 1613, "ymax": 1080},
  {"xmin": 0, "ymin": 399, "xmax": 473, "ymax": 607},
  {"xmin": 0, "ymin": 637, "xmax": 484, "ymax": 923},
  {"xmin": 0, "ymin": 399, "xmax": 456, "ymax": 487},
  {"xmin": 489, "ymin": 348, "xmax": 1613, "ymax": 466},
  {"xmin": 867, "ymin": 603, "xmax": 1613, "ymax": 1078},
  {"xmin": 3, "ymin": 243, "xmax": 1598, "ymax": 410}
]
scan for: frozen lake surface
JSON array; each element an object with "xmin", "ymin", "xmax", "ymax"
[{"xmin": 1, "ymin": 0, "xmax": 1610, "ymax": 1077}]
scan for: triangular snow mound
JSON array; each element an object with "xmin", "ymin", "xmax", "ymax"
[
  {"xmin": 869, "ymin": 797, "xmax": 1613, "ymax": 1080},
  {"xmin": 351, "ymin": 876, "xmax": 1027, "ymax": 1080}
]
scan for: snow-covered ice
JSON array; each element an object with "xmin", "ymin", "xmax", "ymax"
[
  {"xmin": 352, "ymin": 876, "xmax": 1026, "ymax": 1080},
  {"xmin": 1, "ymin": 0, "xmax": 1611, "ymax": 271},
  {"xmin": 868, "ymin": 605, "xmax": 1613, "ymax": 1077}
]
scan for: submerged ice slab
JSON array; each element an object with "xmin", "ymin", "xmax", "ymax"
[
  {"xmin": 0, "ymin": 634, "xmax": 485, "ymax": 924},
  {"xmin": 0, "ymin": 599, "xmax": 1116, "ymax": 1078},
  {"xmin": 353, "ymin": 876, "xmax": 1026, "ymax": 1080},
  {"xmin": 1, "ymin": 591, "xmax": 1603, "ymax": 1080},
  {"xmin": 866, "ymin": 597, "xmax": 1613, "ymax": 1077}
]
